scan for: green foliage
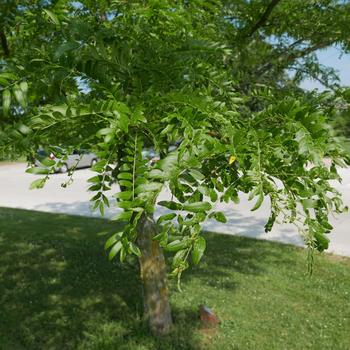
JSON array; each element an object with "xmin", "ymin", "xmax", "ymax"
[
  {"xmin": 1, "ymin": 0, "xmax": 350, "ymax": 280},
  {"xmin": 100, "ymin": 132, "xmax": 165, "ymax": 261}
]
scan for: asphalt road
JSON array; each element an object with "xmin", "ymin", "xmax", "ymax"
[{"xmin": 1, "ymin": 162, "xmax": 349, "ymax": 256}]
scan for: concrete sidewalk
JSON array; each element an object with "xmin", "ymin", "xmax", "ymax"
[{"xmin": 1, "ymin": 162, "xmax": 349, "ymax": 256}]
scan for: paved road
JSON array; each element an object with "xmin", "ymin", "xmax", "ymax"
[{"xmin": 1, "ymin": 163, "xmax": 349, "ymax": 256}]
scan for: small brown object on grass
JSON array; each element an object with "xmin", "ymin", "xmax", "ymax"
[{"xmin": 199, "ymin": 304, "xmax": 220, "ymax": 329}]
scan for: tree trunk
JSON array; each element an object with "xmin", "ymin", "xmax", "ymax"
[{"xmin": 137, "ymin": 214, "xmax": 173, "ymax": 336}]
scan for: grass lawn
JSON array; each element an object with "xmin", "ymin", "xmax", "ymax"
[{"xmin": 0, "ymin": 207, "xmax": 349, "ymax": 350}]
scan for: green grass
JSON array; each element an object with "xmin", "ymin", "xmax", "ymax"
[{"xmin": 0, "ymin": 207, "xmax": 349, "ymax": 350}]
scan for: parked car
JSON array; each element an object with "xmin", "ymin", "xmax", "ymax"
[{"xmin": 35, "ymin": 149, "xmax": 98, "ymax": 173}]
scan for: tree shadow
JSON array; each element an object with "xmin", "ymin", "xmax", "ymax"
[{"xmin": 0, "ymin": 208, "xmax": 208, "ymax": 350}]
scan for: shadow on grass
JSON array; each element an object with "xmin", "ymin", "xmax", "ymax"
[
  {"xmin": 0, "ymin": 208, "xmax": 200, "ymax": 349},
  {"xmin": 0, "ymin": 207, "xmax": 289, "ymax": 350}
]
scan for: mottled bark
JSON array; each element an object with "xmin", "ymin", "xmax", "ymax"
[{"xmin": 137, "ymin": 214, "xmax": 173, "ymax": 336}]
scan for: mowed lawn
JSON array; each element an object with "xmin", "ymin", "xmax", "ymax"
[{"xmin": 0, "ymin": 207, "xmax": 349, "ymax": 350}]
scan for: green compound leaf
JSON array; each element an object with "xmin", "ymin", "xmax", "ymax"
[{"xmin": 192, "ymin": 236, "xmax": 206, "ymax": 265}]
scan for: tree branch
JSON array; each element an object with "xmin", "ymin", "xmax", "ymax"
[
  {"xmin": 255, "ymin": 41, "xmax": 332, "ymax": 77},
  {"xmin": 287, "ymin": 41, "xmax": 331, "ymax": 62},
  {"xmin": 0, "ymin": 29, "xmax": 10, "ymax": 57},
  {"xmin": 290, "ymin": 66, "xmax": 338, "ymax": 92},
  {"xmin": 247, "ymin": 0, "xmax": 282, "ymax": 37}
]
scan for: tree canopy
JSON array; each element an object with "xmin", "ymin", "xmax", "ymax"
[{"xmin": 1, "ymin": 0, "xmax": 350, "ymax": 335}]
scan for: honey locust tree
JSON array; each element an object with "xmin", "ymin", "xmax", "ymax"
[{"xmin": 1, "ymin": 0, "xmax": 350, "ymax": 336}]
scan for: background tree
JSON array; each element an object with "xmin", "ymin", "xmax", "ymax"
[{"xmin": 1, "ymin": 0, "xmax": 349, "ymax": 336}]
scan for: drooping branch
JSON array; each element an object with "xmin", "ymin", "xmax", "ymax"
[
  {"xmin": 0, "ymin": 28, "xmax": 10, "ymax": 57},
  {"xmin": 246, "ymin": 0, "xmax": 282, "ymax": 37}
]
